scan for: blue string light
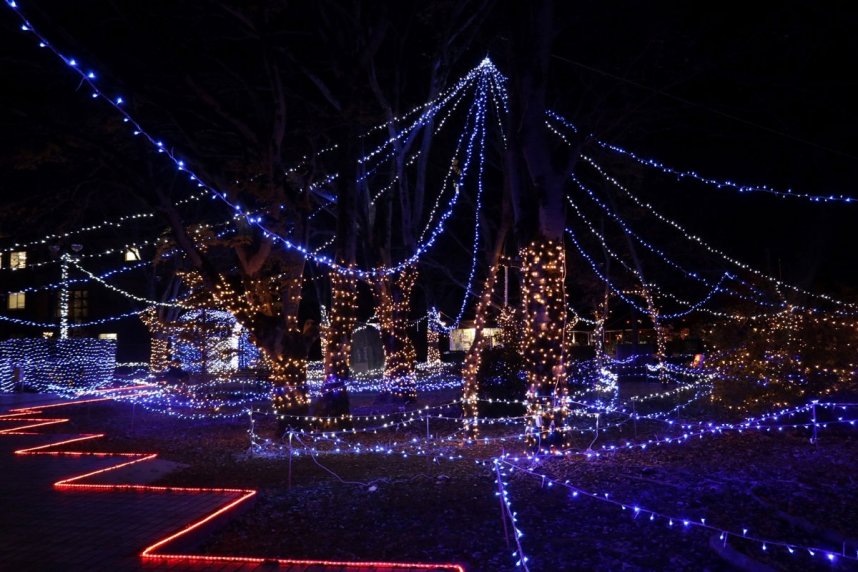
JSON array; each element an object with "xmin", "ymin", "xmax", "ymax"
[
  {"xmin": 545, "ymin": 109, "xmax": 858, "ymax": 204},
  {"xmin": 579, "ymin": 155, "xmax": 858, "ymax": 312},
  {"xmin": 568, "ymin": 173, "xmax": 780, "ymax": 309},
  {"xmin": 452, "ymin": 74, "xmax": 490, "ymax": 327},
  {"xmin": 4, "ymin": 0, "xmax": 506, "ymax": 278}
]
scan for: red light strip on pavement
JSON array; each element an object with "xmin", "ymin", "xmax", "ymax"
[
  {"xmin": 9, "ymin": 397, "xmax": 113, "ymax": 412},
  {"xmin": 1, "ymin": 398, "xmax": 467, "ymax": 572},
  {"xmin": 16, "ymin": 433, "xmax": 104, "ymax": 453},
  {"xmin": 0, "ymin": 418, "xmax": 68, "ymax": 434}
]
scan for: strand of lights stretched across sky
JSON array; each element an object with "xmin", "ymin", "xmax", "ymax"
[
  {"xmin": 568, "ymin": 172, "xmax": 780, "ymax": 309},
  {"xmin": 0, "ymin": 287, "xmax": 195, "ymax": 329},
  {"xmin": 5, "ymin": 1, "xmax": 503, "ymax": 278},
  {"xmin": 545, "ymin": 110, "xmax": 858, "ymax": 315},
  {"xmin": 6, "ymin": 218, "xmax": 236, "ymax": 271},
  {"xmin": 580, "ymin": 155, "xmax": 858, "ymax": 311},
  {"xmin": 452, "ymin": 73, "xmax": 489, "ymax": 327},
  {"xmin": 486, "ymin": 72, "xmax": 510, "ymax": 148},
  {"xmin": 549, "ymin": 115, "xmax": 783, "ymax": 315},
  {"xmin": 546, "ymin": 109, "xmax": 858, "ymax": 204},
  {"xmin": 357, "ymin": 59, "xmax": 498, "ymax": 172},
  {"xmin": 564, "ymin": 190, "xmax": 726, "ymax": 312},
  {"xmin": 594, "ymin": 138, "xmax": 858, "ymax": 204},
  {"xmin": 2, "ymin": 260, "xmax": 147, "ymax": 295},
  {"xmin": 564, "ymin": 223, "xmax": 730, "ymax": 320},
  {"xmin": 309, "ymin": 77, "xmax": 476, "ymax": 256},
  {"xmin": 415, "ymin": 80, "xmax": 488, "ymax": 247},
  {"xmin": 0, "ymin": 306, "xmax": 148, "ymax": 328},
  {"xmin": 564, "ymin": 192, "xmax": 787, "ymax": 321},
  {"xmin": 0, "ymin": 188, "xmax": 208, "ymax": 256},
  {"xmin": 69, "ymin": 259, "xmax": 188, "ymax": 308}
]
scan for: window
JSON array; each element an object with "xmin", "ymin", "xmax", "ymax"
[
  {"xmin": 42, "ymin": 331, "xmax": 54, "ymax": 339},
  {"xmin": 124, "ymin": 247, "xmax": 141, "ymax": 262},
  {"xmin": 59, "ymin": 290, "xmax": 88, "ymax": 320},
  {"xmin": 98, "ymin": 333, "xmax": 118, "ymax": 340},
  {"xmin": 10, "ymin": 251, "xmax": 27, "ymax": 269},
  {"xmin": 7, "ymin": 292, "xmax": 26, "ymax": 310},
  {"xmin": 70, "ymin": 290, "xmax": 88, "ymax": 321}
]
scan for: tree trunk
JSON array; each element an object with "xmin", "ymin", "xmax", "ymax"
[
  {"xmin": 639, "ymin": 285, "xmax": 668, "ymax": 381},
  {"xmin": 520, "ymin": 239, "xmax": 569, "ymax": 448},
  {"xmin": 268, "ymin": 344, "xmax": 309, "ymax": 423},
  {"xmin": 426, "ymin": 327, "xmax": 441, "ymax": 364},
  {"xmin": 506, "ymin": 0, "xmax": 574, "ymax": 449},
  {"xmin": 316, "ymin": 269, "xmax": 357, "ymax": 418},
  {"xmin": 149, "ymin": 336, "xmax": 170, "ymax": 373},
  {"xmin": 462, "ymin": 189, "xmax": 512, "ymax": 434},
  {"xmin": 212, "ymin": 263, "xmax": 315, "ymax": 430},
  {"xmin": 462, "ymin": 264, "xmax": 501, "ymax": 433},
  {"xmin": 375, "ymin": 265, "xmax": 418, "ymax": 402}
]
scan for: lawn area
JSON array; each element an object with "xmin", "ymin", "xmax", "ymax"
[{"xmin": 53, "ymin": 387, "xmax": 858, "ymax": 572}]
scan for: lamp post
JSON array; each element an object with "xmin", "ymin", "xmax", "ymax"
[{"xmin": 50, "ymin": 243, "xmax": 83, "ymax": 339}]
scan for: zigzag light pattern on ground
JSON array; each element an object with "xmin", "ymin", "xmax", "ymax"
[{"xmin": 0, "ymin": 396, "xmax": 465, "ymax": 572}]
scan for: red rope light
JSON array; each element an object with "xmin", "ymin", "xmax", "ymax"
[{"xmin": 2, "ymin": 397, "xmax": 466, "ymax": 572}]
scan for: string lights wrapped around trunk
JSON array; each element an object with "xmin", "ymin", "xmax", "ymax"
[
  {"xmin": 266, "ymin": 273, "xmax": 311, "ymax": 417},
  {"xmin": 426, "ymin": 307, "xmax": 445, "ymax": 365},
  {"xmin": 639, "ymin": 285, "xmax": 668, "ymax": 382},
  {"xmin": 140, "ymin": 309, "xmax": 171, "ymax": 373},
  {"xmin": 376, "ymin": 265, "xmax": 418, "ymax": 402},
  {"xmin": 462, "ymin": 264, "xmax": 501, "ymax": 434},
  {"xmin": 498, "ymin": 305, "xmax": 521, "ymax": 353},
  {"xmin": 318, "ymin": 269, "xmax": 357, "ymax": 417},
  {"xmin": 520, "ymin": 239, "xmax": 569, "ymax": 449},
  {"xmin": 319, "ymin": 304, "xmax": 330, "ymax": 360},
  {"xmin": 207, "ymin": 272, "xmax": 311, "ymax": 418},
  {"xmin": 269, "ymin": 354, "xmax": 309, "ymax": 414}
]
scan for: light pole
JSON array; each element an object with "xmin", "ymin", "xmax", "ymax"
[{"xmin": 50, "ymin": 243, "xmax": 83, "ymax": 339}]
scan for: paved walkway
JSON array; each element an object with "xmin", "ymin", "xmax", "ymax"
[{"xmin": 0, "ymin": 394, "xmax": 464, "ymax": 572}]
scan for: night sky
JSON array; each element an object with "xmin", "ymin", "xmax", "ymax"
[{"xmin": 2, "ymin": 1, "xmax": 858, "ymax": 309}]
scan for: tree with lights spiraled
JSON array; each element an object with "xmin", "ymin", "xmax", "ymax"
[{"xmin": 503, "ymin": 1, "xmax": 582, "ymax": 448}]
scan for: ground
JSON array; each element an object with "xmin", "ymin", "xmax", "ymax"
[{"xmin": 23, "ymin": 380, "xmax": 857, "ymax": 572}]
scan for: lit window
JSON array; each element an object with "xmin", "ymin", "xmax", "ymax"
[
  {"xmin": 8, "ymin": 292, "xmax": 26, "ymax": 310},
  {"xmin": 42, "ymin": 331, "xmax": 54, "ymax": 339},
  {"xmin": 10, "ymin": 251, "xmax": 27, "ymax": 269},
  {"xmin": 98, "ymin": 333, "xmax": 118, "ymax": 340},
  {"xmin": 124, "ymin": 247, "xmax": 140, "ymax": 261}
]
